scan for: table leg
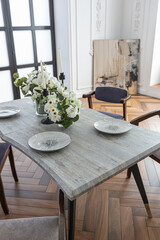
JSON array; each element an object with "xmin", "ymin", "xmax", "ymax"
[
  {"xmin": 131, "ymin": 163, "xmax": 152, "ymax": 218},
  {"xmin": 68, "ymin": 198, "xmax": 76, "ymax": 240},
  {"xmin": 59, "ymin": 189, "xmax": 66, "ymax": 240}
]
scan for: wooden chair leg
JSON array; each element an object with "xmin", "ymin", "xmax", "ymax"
[
  {"xmin": 0, "ymin": 175, "xmax": 9, "ymax": 214},
  {"xmin": 8, "ymin": 146, "xmax": 18, "ymax": 182},
  {"xmin": 127, "ymin": 167, "xmax": 132, "ymax": 178}
]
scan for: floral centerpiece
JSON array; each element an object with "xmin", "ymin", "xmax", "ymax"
[
  {"xmin": 45, "ymin": 88, "xmax": 81, "ymax": 128},
  {"xmin": 13, "ymin": 65, "xmax": 53, "ymax": 107},
  {"xmin": 13, "ymin": 64, "xmax": 81, "ymax": 128}
]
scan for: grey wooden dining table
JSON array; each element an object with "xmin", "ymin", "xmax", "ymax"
[{"xmin": 1, "ymin": 98, "xmax": 160, "ymax": 240}]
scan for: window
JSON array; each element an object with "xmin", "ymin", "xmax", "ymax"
[{"xmin": 0, "ymin": 0, "xmax": 57, "ymax": 102}]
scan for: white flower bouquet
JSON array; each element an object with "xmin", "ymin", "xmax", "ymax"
[
  {"xmin": 13, "ymin": 65, "xmax": 56, "ymax": 106},
  {"xmin": 45, "ymin": 87, "xmax": 81, "ymax": 128},
  {"xmin": 13, "ymin": 65, "xmax": 81, "ymax": 128}
]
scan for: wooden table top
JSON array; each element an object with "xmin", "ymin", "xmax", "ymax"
[{"xmin": 0, "ymin": 98, "xmax": 160, "ymax": 200}]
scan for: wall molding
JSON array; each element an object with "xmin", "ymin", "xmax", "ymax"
[{"xmin": 96, "ymin": 0, "xmax": 102, "ymax": 32}]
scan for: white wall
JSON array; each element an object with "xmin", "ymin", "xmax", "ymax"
[
  {"xmin": 54, "ymin": 0, "xmax": 71, "ymax": 90},
  {"xmin": 121, "ymin": 0, "xmax": 160, "ymax": 98},
  {"xmin": 54, "ymin": 0, "xmax": 160, "ymax": 98},
  {"xmin": 69, "ymin": 0, "xmax": 107, "ymax": 97},
  {"xmin": 150, "ymin": 1, "xmax": 160, "ymax": 86},
  {"xmin": 105, "ymin": 0, "xmax": 124, "ymax": 39}
]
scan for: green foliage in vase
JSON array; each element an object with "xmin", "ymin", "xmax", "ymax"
[{"xmin": 13, "ymin": 64, "xmax": 81, "ymax": 128}]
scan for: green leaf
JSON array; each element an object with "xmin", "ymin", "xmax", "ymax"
[
  {"xmin": 72, "ymin": 115, "xmax": 79, "ymax": 122},
  {"xmin": 14, "ymin": 78, "xmax": 22, "ymax": 87},
  {"xmin": 21, "ymin": 77, "xmax": 27, "ymax": 83},
  {"xmin": 34, "ymin": 89, "xmax": 41, "ymax": 93},
  {"xmin": 57, "ymin": 93, "xmax": 64, "ymax": 101},
  {"xmin": 13, "ymin": 72, "xmax": 19, "ymax": 79},
  {"xmin": 60, "ymin": 119, "xmax": 73, "ymax": 128},
  {"xmin": 25, "ymin": 94, "xmax": 32, "ymax": 97},
  {"xmin": 29, "ymin": 84, "xmax": 37, "ymax": 92}
]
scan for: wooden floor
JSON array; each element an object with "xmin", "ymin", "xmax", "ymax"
[{"xmin": 1, "ymin": 95, "xmax": 160, "ymax": 240}]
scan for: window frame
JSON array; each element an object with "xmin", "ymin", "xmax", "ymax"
[{"xmin": 0, "ymin": 0, "xmax": 57, "ymax": 99}]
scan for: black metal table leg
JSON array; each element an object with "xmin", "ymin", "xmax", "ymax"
[
  {"xmin": 131, "ymin": 163, "xmax": 152, "ymax": 218},
  {"xmin": 68, "ymin": 198, "xmax": 76, "ymax": 240},
  {"xmin": 59, "ymin": 189, "xmax": 66, "ymax": 240}
]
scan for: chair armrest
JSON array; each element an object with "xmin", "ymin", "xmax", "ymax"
[
  {"xmin": 130, "ymin": 109, "xmax": 160, "ymax": 125},
  {"xmin": 120, "ymin": 95, "xmax": 131, "ymax": 103},
  {"xmin": 82, "ymin": 91, "xmax": 95, "ymax": 98}
]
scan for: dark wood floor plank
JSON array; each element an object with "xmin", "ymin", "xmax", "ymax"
[
  {"xmin": 5, "ymin": 189, "xmax": 56, "ymax": 200},
  {"xmin": 134, "ymin": 216, "xmax": 149, "ymax": 240},
  {"xmin": 8, "ymin": 204, "xmax": 58, "ymax": 216},
  {"xmin": 76, "ymin": 194, "xmax": 87, "ymax": 221},
  {"xmin": 121, "ymin": 207, "xmax": 135, "ymax": 240},
  {"xmin": 3, "ymin": 182, "xmax": 47, "ymax": 192},
  {"xmin": 39, "ymin": 172, "xmax": 51, "ymax": 186},
  {"xmin": 146, "ymin": 217, "xmax": 160, "ymax": 227},
  {"xmin": 46, "ymin": 179, "xmax": 58, "ymax": 193},
  {"xmin": 7, "ymin": 197, "xmax": 58, "ymax": 209},
  {"xmin": 144, "ymin": 157, "xmax": 160, "ymax": 187},
  {"xmin": 108, "ymin": 198, "xmax": 121, "ymax": 240},
  {"xmin": 95, "ymin": 190, "xmax": 109, "ymax": 240},
  {"xmin": 83, "ymin": 188, "xmax": 97, "ymax": 232},
  {"xmin": 148, "ymin": 227, "xmax": 160, "ymax": 240}
]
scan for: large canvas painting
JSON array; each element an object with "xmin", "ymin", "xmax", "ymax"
[{"xmin": 93, "ymin": 39, "xmax": 140, "ymax": 94}]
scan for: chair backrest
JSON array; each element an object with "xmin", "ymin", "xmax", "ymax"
[{"xmin": 95, "ymin": 87, "xmax": 128, "ymax": 103}]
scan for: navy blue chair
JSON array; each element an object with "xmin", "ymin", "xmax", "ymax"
[
  {"xmin": 83, "ymin": 87, "xmax": 131, "ymax": 120},
  {"xmin": 0, "ymin": 143, "xmax": 18, "ymax": 214}
]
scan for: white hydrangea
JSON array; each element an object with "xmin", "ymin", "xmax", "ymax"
[
  {"xmin": 66, "ymin": 106, "xmax": 79, "ymax": 118},
  {"xmin": 48, "ymin": 77, "xmax": 60, "ymax": 89}
]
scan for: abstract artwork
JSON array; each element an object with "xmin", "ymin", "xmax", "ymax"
[{"xmin": 93, "ymin": 39, "xmax": 140, "ymax": 94}]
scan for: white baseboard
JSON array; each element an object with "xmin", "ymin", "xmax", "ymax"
[{"xmin": 138, "ymin": 87, "xmax": 160, "ymax": 99}]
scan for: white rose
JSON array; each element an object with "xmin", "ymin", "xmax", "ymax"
[{"xmin": 66, "ymin": 106, "xmax": 78, "ymax": 118}]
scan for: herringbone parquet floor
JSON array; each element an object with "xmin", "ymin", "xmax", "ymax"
[{"xmin": 0, "ymin": 95, "xmax": 160, "ymax": 240}]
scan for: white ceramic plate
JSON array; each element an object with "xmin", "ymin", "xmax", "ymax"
[
  {"xmin": 0, "ymin": 106, "xmax": 20, "ymax": 118},
  {"xmin": 94, "ymin": 119, "xmax": 132, "ymax": 134},
  {"xmin": 28, "ymin": 131, "xmax": 71, "ymax": 152}
]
